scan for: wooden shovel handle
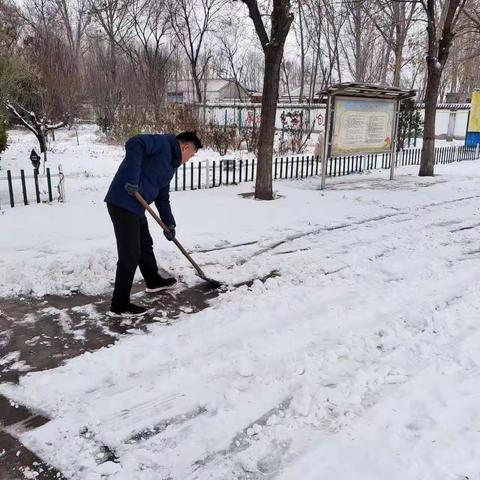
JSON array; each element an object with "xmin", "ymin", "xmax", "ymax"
[{"xmin": 134, "ymin": 192, "xmax": 207, "ymax": 278}]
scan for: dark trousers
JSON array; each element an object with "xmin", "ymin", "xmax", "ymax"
[{"xmin": 107, "ymin": 203, "xmax": 161, "ymax": 308}]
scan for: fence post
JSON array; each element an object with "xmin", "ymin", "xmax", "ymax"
[
  {"xmin": 33, "ymin": 169, "xmax": 41, "ymax": 203},
  {"xmin": 205, "ymin": 160, "xmax": 210, "ymax": 189},
  {"xmin": 46, "ymin": 167, "xmax": 53, "ymax": 201},
  {"xmin": 476, "ymin": 144, "xmax": 479, "ymax": 159},
  {"xmin": 454, "ymin": 145, "xmax": 459, "ymax": 162},
  {"xmin": 7, "ymin": 170, "xmax": 14, "ymax": 207},
  {"xmin": 20, "ymin": 169, "xmax": 28, "ymax": 205}
]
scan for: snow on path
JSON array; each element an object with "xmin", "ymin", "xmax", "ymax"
[{"xmin": 2, "ymin": 160, "xmax": 480, "ymax": 479}]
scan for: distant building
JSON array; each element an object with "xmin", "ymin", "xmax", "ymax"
[{"xmin": 167, "ymin": 79, "xmax": 250, "ymax": 104}]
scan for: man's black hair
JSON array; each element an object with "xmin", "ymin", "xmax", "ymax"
[{"xmin": 176, "ymin": 131, "xmax": 203, "ymax": 150}]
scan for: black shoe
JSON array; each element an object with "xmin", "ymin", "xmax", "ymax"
[
  {"xmin": 145, "ymin": 277, "xmax": 177, "ymax": 293},
  {"xmin": 110, "ymin": 303, "xmax": 148, "ymax": 316}
]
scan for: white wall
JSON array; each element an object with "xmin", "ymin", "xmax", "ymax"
[
  {"xmin": 203, "ymin": 102, "xmax": 470, "ymax": 140},
  {"xmin": 424, "ymin": 108, "xmax": 469, "ymax": 140},
  {"xmin": 454, "ymin": 110, "xmax": 469, "ymax": 138},
  {"xmin": 204, "ymin": 103, "xmax": 327, "ymax": 133}
]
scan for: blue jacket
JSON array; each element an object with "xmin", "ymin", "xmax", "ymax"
[{"xmin": 105, "ymin": 134, "xmax": 181, "ymax": 224}]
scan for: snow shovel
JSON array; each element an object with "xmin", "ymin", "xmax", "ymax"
[{"xmin": 134, "ymin": 192, "xmax": 223, "ymax": 289}]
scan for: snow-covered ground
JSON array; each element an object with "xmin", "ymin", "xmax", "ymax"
[{"xmin": 1, "ymin": 126, "xmax": 480, "ymax": 479}]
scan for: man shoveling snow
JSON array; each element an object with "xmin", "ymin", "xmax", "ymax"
[{"xmin": 105, "ymin": 131, "xmax": 202, "ymax": 316}]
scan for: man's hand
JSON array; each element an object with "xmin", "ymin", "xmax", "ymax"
[
  {"xmin": 125, "ymin": 183, "xmax": 139, "ymax": 196},
  {"xmin": 163, "ymin": 225, "xmax": 176, "ymax": 241}
]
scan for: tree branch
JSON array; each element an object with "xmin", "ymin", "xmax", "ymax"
[{"xmin": 240, "ymin": 0, "xmax": 270, "ymax": 50}]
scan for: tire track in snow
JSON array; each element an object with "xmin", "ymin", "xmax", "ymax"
[{"xmin": 198, "ymin": 193, "xmax": 480, "ymax": 269}]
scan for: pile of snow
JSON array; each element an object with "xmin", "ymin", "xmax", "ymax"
[{"xmin": 0, "ymin": 127, "xmax": 238, "ymax": 297}]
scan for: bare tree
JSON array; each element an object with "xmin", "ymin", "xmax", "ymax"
[
  {"xmin": 407, "ymin": 39, "xmax": 428, "ymax": 94},
  {"xmin": 280, "ymin": 58, "xmax": 294, "ymax": 101},
  {"xmin": 120, "ymin": 0, "xmax": 173, "ymax": 122},
  {"xmin": 55, "ymin": 0, "xmax": 90, "ymax": 63},
  {"xmin": 0, "ymin": 0, "xmax": 23, "ymax": 54},
  {"xmin": 342, "ymin": 0, "xmax": 380, "ymax": 82},
  {"xmin": 5, "ymin": 101, "xmax": 66, "ymax": 168},
  {"xmin": 419, "ymin": 0, "xmax": 468, "ymax": 177},
  {"xmin": 241, "ymin": 47, "xmax": 264, "ymax": 92},
  {"xmin": 363, "ymin": 0, "xmax": 417, "ymax": 86},
  {"xmin": 237, "ymin": 0, "xmax": 294, "ymax": 200},
  {"xmin": 457, "ymin": 1, "xmax": 480, "ymax": 92},
  {"xmin": 213, "ymin": 17, "xmax": 249, "ymax": 101},
  {"xmin": 324, "ymin": 0, "xmax": 348, "ymax": 86},
  {"xmin": 303, "ymin": 0, "xmax": 347, "ymax": 95},
  {"xmin": 87, "ymin": 0, "xmax": 131, "ymax": 129},
  {"xmin": 448, "ymin": 34, "xmax": 480, "ymax": 94},
  {"xmin": 16, "ymin": 0, "xmax": 81, "ymax": 123},
  {"xmin": 292, "ymin": 0, "xmax": 308, "ymax": 101},
  {"xmin": 169, "ymin": 0, "xmax": 225, "ymax": 103},
  {"xmin": 300, "ymin": 0, "xmax": 324, "ymax": 100}
]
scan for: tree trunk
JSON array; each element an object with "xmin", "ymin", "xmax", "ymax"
[
  {"xmin": 36, "ymin": 129, "xmax": 47, "ymax": 155},
  {"xmin": 232, "ymin": 63, "xmax": 244, "ymax": 101},
  {"xmin": 393, "ymin": 47, "xmax": 402, "ymax": 87},
  {"xmin": 241, "ymin": 0, "xmax": 293, "ymax": 199},
  {"xmin": 354, "ymin": 3, "xmax": 363, "ymax": 82},
  {"xmin": 392, "ymin": 2, "xmax": 402, "ymax": 87},
  {"xmin": 379, "ymin": 43, "xmax": 390, "ymax": 84},
  {"xmin": 255, "ymin": 46, "xmax": 283, "ymax": 200},
  {"xmin": 418, "ymin": 0, "xmax": 466, "ymax": 176},
  {"xmin": 419, "ymin": 68, "xmax": 442, "ymax": 176},
  {"xmin": 192, "ymin": 67, "xmax": 203, "ymax": 103},
  {"xmin": 109, "ymin": 39, "xmax": 117, "ymax": 98},
  {"xmin": 450, "ymin": 47, "xmax": 458, "ymax": 93},
  {"xmin": 310, "ymin": 45, "xmax": 320, "ymax": 102},
  {"xmin": 282, "ymin": 61, "xmax": 292, "ymax": 103},
  {"xmin": 297, "ymin": 0, "xmax": 305, "ymax": 103}
]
